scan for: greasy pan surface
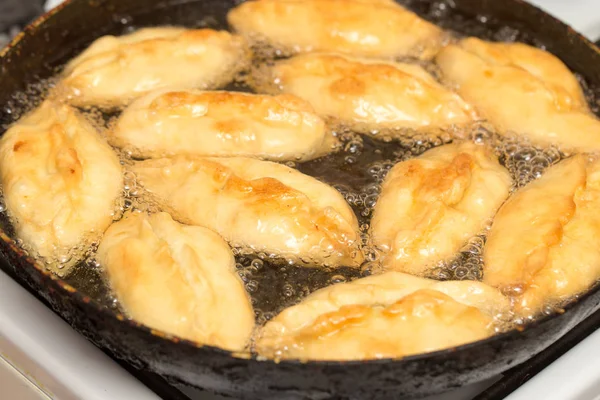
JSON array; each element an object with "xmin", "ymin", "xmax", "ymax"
[{"xmin": 1, "ymin": 0, "xmax": 600, "ymax": 398}]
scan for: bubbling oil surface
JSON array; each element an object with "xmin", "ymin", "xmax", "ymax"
[{"xmin": 0, "ymin": 0, "xmax": 599, "ymax": 345}]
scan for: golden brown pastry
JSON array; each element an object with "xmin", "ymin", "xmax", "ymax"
[
  {"xmin": 0, "ymin": 100, "xmax": 122, "ymax": 273},
  {"xmin": 256, "ymin": 271, "xmax": 509, "ymax": 360},
  {"xmin": 111, "ymin": 90, "xmax": 336, "ymax": 161},
  {"xmin": 56, "ymin": 27, "xmax": 249, "ymax": 107},
  {"xmin": 370, "ymin": 142, "xmax": 511, "ymax": 275},
  {"xmin": 484, "ymin": 155, "xmax": 600, "ymax": 316},
  {"xmin": 265, "ymin": 53, "xmax": 477, "ymax": 135},
  {"xmin": 227, "ymin": 0, "xmax": 444, "ymax": 59},
  {"xmin": 96, "ymin": 212, "xmax": 254, "ymax": 351},
  {"xmin": 445, "ymin": 38, "xmax": 587, "ymax": 108},
  {"xmin": 436, "ymin": 37, "xmax": 600, "ymax": 151},
  {"xmin": 132, "ymin": 156, "xmax": 363, "ymax": 267}
]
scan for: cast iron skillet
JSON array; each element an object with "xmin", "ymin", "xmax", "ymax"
[{"xmin": 1, "ymin": 0, "xmax": 600, "ymax": 399}]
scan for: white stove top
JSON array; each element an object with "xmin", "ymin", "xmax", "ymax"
[
  {"xmin": 528, "ymin": 0, "xmax": 600, "ymax": 40},
  {"xmin": 2, "ymin": 1, "xmax": 600, "ymax": 399}
]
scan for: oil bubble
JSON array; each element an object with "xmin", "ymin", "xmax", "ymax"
[{"xmin": 330, "ymin": 274, "xmax": 347, "ymax": 284}]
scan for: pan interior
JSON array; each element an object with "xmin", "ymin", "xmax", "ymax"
[{"xmin": 1, "ymin": 0, "xmax": 600, "ymax": 350}]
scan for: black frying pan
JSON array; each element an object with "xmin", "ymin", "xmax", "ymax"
[{"xmin": 1, "ymin": 1, "xmax": 600, "ymax": 399}]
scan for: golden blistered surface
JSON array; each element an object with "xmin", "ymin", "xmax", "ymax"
[
  {"xmin": 132, "ymin": 156, "xmax": 363, "ymax": 267},
  {"xmin": 56, "ymin": 27, "xmax": 249, "ymax": 107},
  {"xmin": 0, "ymin": 100, "xmax": 122, "ymax": 273},
  {"xmin": 111, "ymin": 90, "xmax": 336, "ymax": 161},
  {"xmin": 97, "ymin": 212, "xmax": 254, "ymax": 351},
  {"xmin": 228, "ymin": 0, "xmax": 444, "ymax": 59},
  {"xmin": 370, "ymin": 142, "xmax": 511, "ymax": 275},
  {"xmin": 484, "ymin": 155, "xmax": 600, "ymax": 316},
  {"xmin": 436, "ymin": 37, "xmax": 600, "ymax": 152},
  {"xmin": 256, "ymin": 271, "xmax": 509, "ymax": 360},
  {"xmin": 268, "ymin": 53, "xmax": 477, "ymax": 134}
]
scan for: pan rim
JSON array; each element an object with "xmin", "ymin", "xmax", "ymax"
[{"xmin": 1, "ymin": 0, "xmax": 600, "ymax": 368}]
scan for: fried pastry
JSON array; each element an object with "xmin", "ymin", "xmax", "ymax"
[
  {"xmin": 56, "ymin": 27, "xmax": 249, "ymax": 107},
  {"xmin": 132, "ymin": 156, "xmax": 363, "ymax": 267},
  {"xmin": 227, "ymin": 0, "xmax": 444, "ymax": 59},
  {"xmin": 111, "ymin": 90, "xmax": 336, "ymax": 161},
  {"xmin": 265, "ymin": 53, "xmax": 477, "ymax": 135},
  {"xmin": 256, "ymin": 271, "xmax": 509, "ymax": 360},
  {"xmin": 96, "ymin": 212, "xmax": 254, "ymax": 351},
  {"xmin": 0, "ymin": 100, "xmax": 122, "ymax": 273},
  {"xmin": 484, "ymin": 155, "xmax": 600, "ymax": 316},
  {"xmin": 436, "ymin": 37, "xmax": 600, "ymax": 151},
  {"xmin": 370, "ymin": 142, "xmax": 511, "ymax": 275}
]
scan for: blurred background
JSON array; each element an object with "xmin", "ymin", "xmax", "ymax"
[{"xmin": 1, "ymin": 0, "xmax": 599, "ymax": 48}]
